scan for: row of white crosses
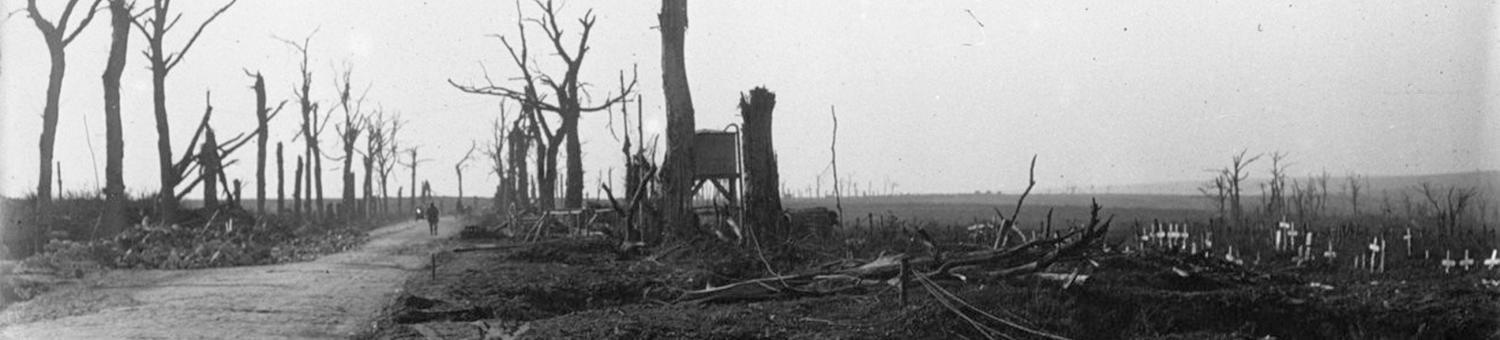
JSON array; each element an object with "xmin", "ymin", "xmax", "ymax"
[
  {"xmin": 1272, "ymin": 220, "xmax": 1356, "ymax": 268},
  {"xmin": 1397, "ymin": 226, "xmax": 1500, "ymax": 274},
  {"xmin": 1386, "ymin": 226, "xmax": 1500, "ymax": 274},
  {"xmin": 1138, "ymin": 222, "xmax": 1207, "ymax": 254},
  {"xmin": 1274, "ymin": 220, "xmax": 1334, "ymax": 265},
  {"xmin": 1439, "ymin": 249, "xmax": 1496, "ymax": 273},
  {"xmin": 1272, "ymin": 221, "xmax": 1297, "ymax": 252}
]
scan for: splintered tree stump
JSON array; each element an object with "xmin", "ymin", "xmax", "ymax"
[{"xmin": 740, "ymin": 87, "xmax": 783, "ymax": 244}]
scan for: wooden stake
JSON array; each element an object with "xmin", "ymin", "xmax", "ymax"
[{"xmin": 899, "ymin": 257, "xmax": 909, "ymax": 306}]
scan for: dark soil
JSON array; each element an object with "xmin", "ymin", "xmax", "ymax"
[{"xmin": 364, "ymin": 236, "xmax": 1500, "ymax": 340}]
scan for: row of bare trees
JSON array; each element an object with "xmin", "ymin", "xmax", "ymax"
[
  {"xmin": 22, "ymin": 0, "xmax": 422, "ymax": 246},
  {"xmin": 450, "ymin": 0, "xmax": 636, "ymax": 213},
  {"xmin": 446, "ymin": 0, "xmax": 724, "ymax": 245},
  {"xmin": 25, "ymin": 0, "xmax": 242, "ymax": 235},
  {"xmin": 1201, "ymin": 150, "xmax": 1486, "ymax": 232}
]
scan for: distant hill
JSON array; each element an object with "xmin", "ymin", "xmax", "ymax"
[{"xmin": 1109, "ymin": 170, "xmax": 1500, "ymax": 197}]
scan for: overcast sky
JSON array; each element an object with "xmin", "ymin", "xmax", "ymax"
[{"xmin": 1, "ymin": 0, "xmax": 1496, "ymax": 198}]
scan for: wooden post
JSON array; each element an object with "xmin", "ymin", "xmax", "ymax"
[{"xmin": 899, "ymin": 257, "xmax": 910, "ymax": 306}]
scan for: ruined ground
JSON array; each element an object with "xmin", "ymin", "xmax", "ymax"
[
  {"xmin": 0, "ymin": 217, "xmax": 458, "ymax": 340},
  {"xmin": 366, "ymin": 233, "xmax": 1500, "ymax": 340},
  {"xmin": 6, "ymin": 214, "xmax": 1496, "ymax": 339}
]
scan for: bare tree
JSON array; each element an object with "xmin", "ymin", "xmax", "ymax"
[
  {"xmin": 366, "ymin": 111, "xmax": 402, "ymax": 216},
  {"xmin": 1344, "ymin": 172, "xmax": 1365, "ymax": 216},
  {"xmin": 455, "ymin": 141, "xmax": 478, "ymax": 212},
  {"xmin": 380, "ymin": 116, "xmax": 404, "ymax": 214},
  {"xmin": 1198, "ymin": 170, "xmax": 1229, "ymax": 219},
  {"xmin": 484, "ymin": 113, "xmax": 512, "ymax": 216},
  {"xmin": 99, "ymin": 0, "xmax": 129, "ymax": 236},
  {"xmin": 1223, "ymin": 149, "xmax": 1261, "ymax": 225},
  {"xmin": 1313, "ymin": 171, "xmax": 1331, "ymax": 214},
  {"xmin": 1263, "ymin": 151, "xmax": 1290, "ymax": 219},
  {"xmin": 450, "ymin": 0, "xmax": 635, "ymax": 209},
  {"xmin": 330, "ymin": 64, "xmax": 369, "ymax": 216},
  {"xmin": 1418, "ymin": 182, "xmax": 1479, "ymax": 233},
  {"xmin": 356, "ymin": 109, "xmax": 382, "ymax": 217},
  {"xmin": 131, "ymin": 0, "xmax": 237, "ymax": 222},
  {"xmin": 400, "ymin": 148, "xmax": 430, "ymax": 211},
  {"xmin": 244, "ymin": 71, "xmax": 286, "ymax": 214},
  {"xmin": 277, "ymin": 31, "xmax": 330, "ymax": 217},
  {"xmin": 421, "ymin": 180, "xmax": 433, "ymax": 203},
  {"xmin": 26, "ymin": 0, "xmax": 104, "ymax": 208},
  {"xmin": 657, "ymin": 0, "xmax": 696, "ymax": 241}
]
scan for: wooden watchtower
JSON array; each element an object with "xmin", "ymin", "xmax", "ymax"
[{"xmin": 692, "ymin": 128, "xmax": 743, "ymax": 217}]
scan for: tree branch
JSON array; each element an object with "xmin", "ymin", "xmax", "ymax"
[
  {"xmin": 61, "ymin": 0, "xmax": 105, "ymax": 45},
  {"xmin": 163, "ymin": 0, "xmax": 235, "ymax": 71}
]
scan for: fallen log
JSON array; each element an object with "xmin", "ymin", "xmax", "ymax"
[
  {"xmin": 451, "ymin": 244, "xmax": 526, "ymax": 253},
  {"xmin": 677, "ymin": 199, "xmax": 1113, "ymax": 304}
]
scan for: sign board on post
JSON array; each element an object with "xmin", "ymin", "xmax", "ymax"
[{"xmin": 694, "ymin": 130, "xmax": 739, "ymax": 179}]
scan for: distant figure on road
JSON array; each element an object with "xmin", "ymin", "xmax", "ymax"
[
  {"xmin": 415, "ymin": 207, "xmax": 424, "ymax": 222},
  {"xmin": 426, "ymin": 202, "xmax": 440, "ymax": 236}
]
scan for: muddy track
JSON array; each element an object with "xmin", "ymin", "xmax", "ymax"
[{"xmin": 0, "ymin": 217, "xmax": 459, "ymax": 340}]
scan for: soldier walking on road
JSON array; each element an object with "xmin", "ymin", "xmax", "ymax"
[{"xmin": 426, "ymin": 202, "xmax": 440, "ymax": 236}]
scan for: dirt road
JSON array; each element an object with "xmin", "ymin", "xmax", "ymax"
[{"xmin": 0, "ymin": 217, "xmax": 459, "ymax": 340}]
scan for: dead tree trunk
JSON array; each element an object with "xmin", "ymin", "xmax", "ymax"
[
  {"xmin": 277, "ymin": 142, "xmax": 285, "ymax": 213},
  {"xmin": 363, "ymin": 154, "xmax": 374, "ymax": 218},
  {"xmin": 1226, "ymin": 150, "xmax": 1260, "ymax": 226},
  {"xmin": 455, "ymin": 142, "xmax": 477, "ymax": 213},
  {"xmin": 313, "ymin": 151, "xmax": 323, "ymax": 217},
  {"xmin": 200, "ymin": 129, "xmax": 221, "ymax": 208},
  {"xmin": 135, "ymin": 0, "xmax": 237, "ymax": 223},
  {"xmin": 509, "ymin": 124, "xmax": 531, "ymax": 209},
  {"xmin": 280, "ymin": 32, "xmax": 320, "ymax": 218},
  {"xmin": 739, "ymin": 87, "xmax": 782, "ymax": 244},
  {"xmin": 657, "ymin": 0, "xmax": 696, "ymax": 242},
  {"xmin": 293, "ymin": 156, "xmax": 303, "ymax": 217},
  {"xmin": 333, "ymin": 67, "xmax": 364, "ymax": 217},
  {"xmin": 101, "ymin": 0, "xmax": 129, "ymax": 237},
  {"xmin": 407, "ymin": 148, "xmax": 419, "ymax": 211},
  {"xmin": 252, "ymin": 73, "xmax": 268, "ymax": 213},
  {"xmin": 27, "ymin": 0, "xmax": 102, "ymax": 209}
]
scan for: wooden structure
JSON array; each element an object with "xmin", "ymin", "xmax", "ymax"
[
  {"xmin": 692, "ymin": 129, "xmax": 743, "ymax": 214},
  {"xmin": 689, "ymin": 128, "xmax": 746, "ymax": 241}
]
